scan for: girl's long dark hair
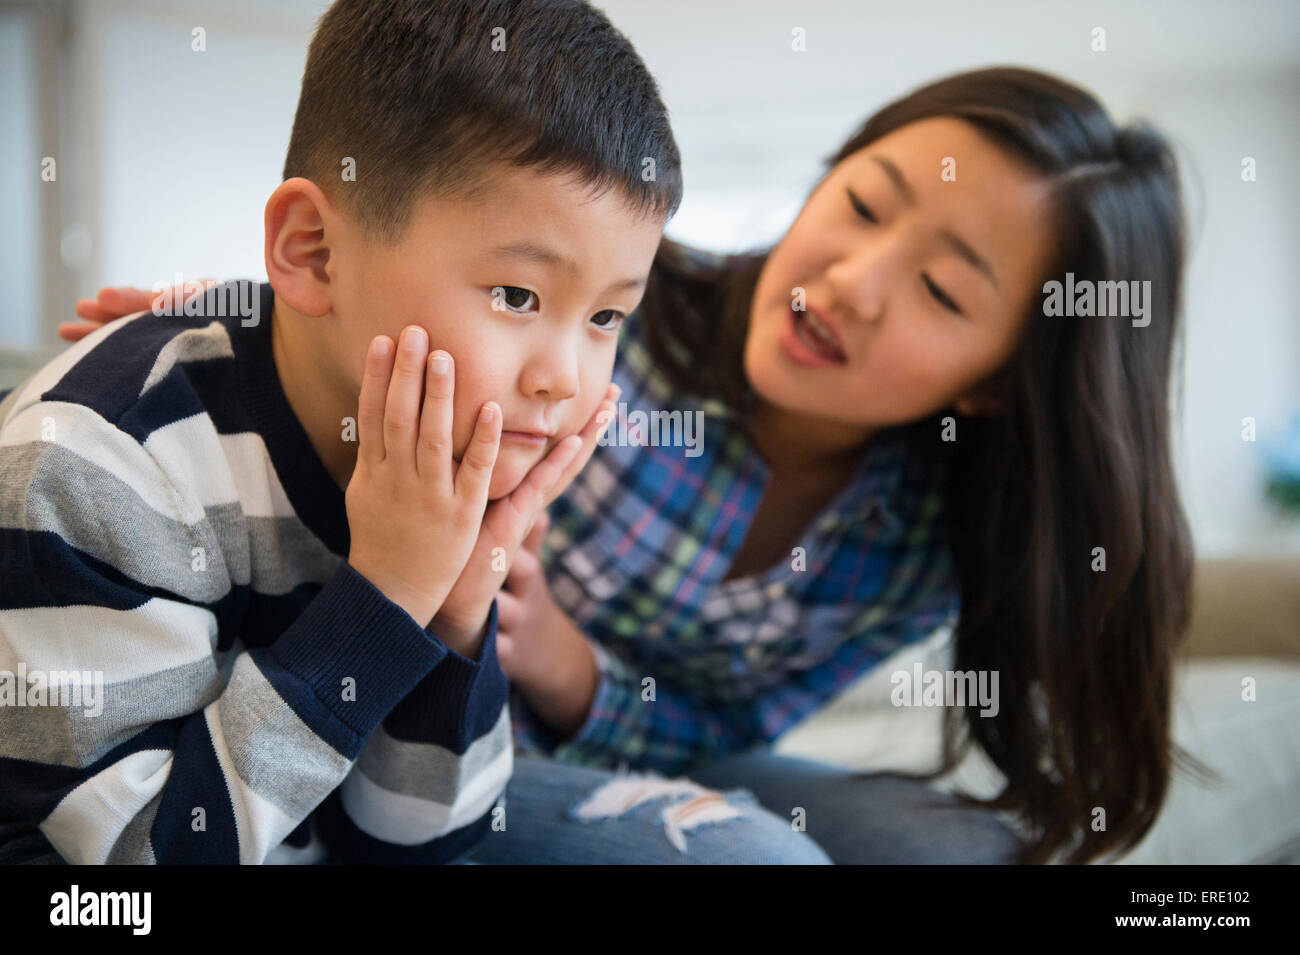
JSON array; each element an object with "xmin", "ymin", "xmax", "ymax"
[{"xmin": 638, "ymin": 66, "xmax": 1206, "ymax": 864}]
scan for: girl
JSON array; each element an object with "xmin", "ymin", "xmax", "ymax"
[{"xmin": 66, "ymin": 67, "xmax": 1199, "ymax": 865}]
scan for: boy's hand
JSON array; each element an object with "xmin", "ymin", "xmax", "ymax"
[
  {"xmin": 346, "ymin": 327, "xmax": 502, "ymax": 636},
  {"xmin": 539, "ymin": 392, "xmax": 620, "ymax": 511},
  {"xmin": 61, "ymin": 280, "xmax": 217, "ymax": 341},
  {"xmin": 496, "ymin": 514, "xmax": 599, "ymax": 739},
  {"xmin": 430, "ymin": 383, "xmax": 620, "ymax": 654}
]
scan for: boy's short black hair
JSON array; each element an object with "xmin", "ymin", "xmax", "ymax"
[{"xmin": 283, "ymin": 0, "xmax": 683, "ymax": 239}]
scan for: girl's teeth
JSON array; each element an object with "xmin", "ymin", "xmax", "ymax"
[
  {"xmin": 807, "ymin": 317, "xmax": 837, "ymax": 348},
  {"xmin": 796, "ymin": 312, "xmax": 843, "ymax": 360},
  {"xmin": 798, "ymin": 311, "xmax": 843, "ymax": 358}
]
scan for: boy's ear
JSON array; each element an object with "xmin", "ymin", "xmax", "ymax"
[{"xmin": 264, "ymin": 177, "xmax": 336, "ymax": 318}]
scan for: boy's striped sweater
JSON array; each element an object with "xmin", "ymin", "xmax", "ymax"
[{"xmin": 0, "ymin": 281, "xmax": 511, "ymax": 864}]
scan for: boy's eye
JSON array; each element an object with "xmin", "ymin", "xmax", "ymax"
[
  {"xmin": 923, "ymin": 273, "xmax": 962, "ymax": 316},
  {"xmin": 591, "ymin": 310, "xmax": 624, "ymax": 330},
  {"xmin": 496, "ymin": 286, "xmax": 538, "ymax": 312},
  {"xmin": 846, "ymin": 188, "xmax": 877, "ymax": 223}
]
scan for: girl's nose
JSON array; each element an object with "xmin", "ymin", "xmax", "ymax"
[
  {"xmin": 826, "ymin": 261, "xmax": 885, "ymax": 323},
  {"xmin": 825, "ymin": 240, "xmax": 896, "ymax": 323}
]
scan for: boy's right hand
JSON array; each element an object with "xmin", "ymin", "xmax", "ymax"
[{"xmin": 346, "ymin": 326, "xmax": 502, "ymax": 631}]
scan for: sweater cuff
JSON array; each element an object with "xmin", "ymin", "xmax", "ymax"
[
  {"xmin": 382, "ymin": 597, "xmax": 509, "ymax": 751},
  {"xmin": 267, "ymin": 560, "xmax": 449, "ymax": 740}
]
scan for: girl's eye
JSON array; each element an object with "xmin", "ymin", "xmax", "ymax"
[
  {"xmin": 591, "ymin": 310, "xmax": 624, "ymax": 330},
  {"xmin": 923, "ymin": 274, "xmax": 962, "ymax": 316},
  {"xmin": 847, "ymin": 189, "xmax": 877, "ymax": 223},
  {"xmin": 497, "ymin": 286, "xmax": 538, "ymax": 312}
]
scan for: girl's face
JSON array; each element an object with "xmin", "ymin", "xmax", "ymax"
[{"xmin": 745, "ymin": 117, "xmax": 1059, "ymax": 429}]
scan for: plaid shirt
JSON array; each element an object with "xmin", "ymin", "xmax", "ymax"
[{"xmin": 509, "ymin": 304, "xmax": 961, "ymax": 776}]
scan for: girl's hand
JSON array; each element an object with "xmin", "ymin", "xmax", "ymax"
[
  {"xmin": 60, "ymin": 279, "xmax": 217, "ymax": 342},
  {"xmin": 495, "ymin": 513, "xmax": 560, "ymax": 686},
  {"xmin": 497, "ymin": 513, "xmax": 599, "ymax": 739},
  {"xmin": 430, "ymin": 383, "xmax": 620, "ymax": 651}
]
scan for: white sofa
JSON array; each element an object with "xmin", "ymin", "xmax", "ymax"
[{"xmin": 776, "ymin": 558, "xmax": 1300, "ymax": 864}]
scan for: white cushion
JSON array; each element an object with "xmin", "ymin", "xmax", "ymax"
[{"xmin": 776, "ymin": 628, "xmax": 1300, "ymax": 864}]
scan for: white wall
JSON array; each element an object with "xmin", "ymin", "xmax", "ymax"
[
  {"xmin": 604, "ymin": 0, "xmax": 1300, "ymax": 557},
  {"xmin": 0, "ymin": 6, "xmax": 41, "ymax": 348},
  {"xmin": 94, "ymin": 0, "xmax": 317, "ymax": 288},
  {"xmin": 4, "ymin": 0, "xmax": 1298, "ymax": 556}
]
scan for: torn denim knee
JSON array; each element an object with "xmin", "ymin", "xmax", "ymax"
[{"xmin": 568, "ymin": 769, "xmax": 757, "ymax": 853}]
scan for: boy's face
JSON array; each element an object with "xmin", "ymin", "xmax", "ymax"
[{"xmin": 326, "ymin": 165, "xmax": 664, "ymax": 499}]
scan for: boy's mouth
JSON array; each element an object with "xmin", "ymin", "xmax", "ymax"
[{"xmin": 501, "ymin": 427, "xmax": 553, "ymax": 447}]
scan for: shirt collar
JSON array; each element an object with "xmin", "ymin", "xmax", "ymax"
[
  {"xmin": 720, "ymin": 384, "xmax": 918, "ymax": 539},
  {"xmin": 825, "ymin": 428, "xmax": 913, "ymax": 536}
]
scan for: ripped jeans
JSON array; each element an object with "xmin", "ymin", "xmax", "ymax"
[{"xmin": 459, "ymin": 750, "xmax": 1024, "ymax": 865}]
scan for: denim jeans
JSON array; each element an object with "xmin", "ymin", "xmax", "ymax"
[
  {"xmin": 688, "ymin": 750, "xmax": 1024, "ymax": 864},
  {"xmin": 459, "ymin": 750, "xmax": 1024, "ymax": 864},
  {"xmin": 3, "ymin": 752, "xmax": 1022, "ymax": 864}
]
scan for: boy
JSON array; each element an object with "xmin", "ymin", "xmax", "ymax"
[{"xmin": 0, "ymin": 0, "xmax": 678, "ymax": 863}]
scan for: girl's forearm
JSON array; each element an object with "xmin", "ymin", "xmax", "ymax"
[{"xmin": 518, "ymin": 609, "xmax": 599, "ymax": 741}]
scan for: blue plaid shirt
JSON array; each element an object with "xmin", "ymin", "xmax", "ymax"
[{"xmin": 510, "ymin": 304, "xmax": 961, "ymax": 776}]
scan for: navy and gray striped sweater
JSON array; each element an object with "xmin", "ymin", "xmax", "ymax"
[{"xmin": 0, "ymin": 281, "xmax": 511, "ymax": 864}]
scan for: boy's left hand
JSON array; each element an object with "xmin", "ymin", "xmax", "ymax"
[{"xmin": 430, "ymin": 383, "xmax": 619, "ymax": 652}]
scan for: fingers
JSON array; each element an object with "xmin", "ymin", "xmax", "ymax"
[
  {"xmin": 100, "ymin": 286, "xmax": 157, "ymax": 316},
  {"xmin": 383, "ymin": 326, "xmax": 430, "ymax": 471},
  {"xmin": 72, "ymin": 302, "xmax": 114, "ymax": 323},
  {"xmin": 73, "ymin": 280, "xmax": 219, "ymax": 328},
  {"xmin": 150, "ymin": 279, "xmax": 218, "ymax": 312},
  {"xmin": 497, "ymin": 632, "xmax": 515, "ymax": 675},
  {"xmin": 504, "ymin": 541, "xmax": 540, "ymax": 592},
  {"xmin": 416, "ymin": 350, "xmax": 454, "ymax": 493},
  {"xmin": 57, "ymin": 321, "xmax": 101, "ymax": 343},
  {"xmin": 68, "ymin": 284, "xmax": 158, "ymax": 341},
  {"xmin": 454, "ymin": 401, "xmax": 502, "ymax": 503},
  {"xmin": 67, "ymin": 280, "xmax": 205, "ymax": 341},
  {"xmin": 542, "ymin": 382, "xmax": 620, "ymax": 508},
  {"xmin": 522, "ymin": 511, "xmax": 550, "ymax": 555},
  {"xmin": 507, "ymin": 434, "xmax": 582, "ymax": 523},
  {"xmin": 73, "ymin": 288, "xmax": 148, "ymax": 325},
  {"xmin": 496, "ymin": 590, "xmax": 521, "ymax": 633},
  {"xmin": 357, "ymin": 335, "xmax": 395, "ymax": 466}
]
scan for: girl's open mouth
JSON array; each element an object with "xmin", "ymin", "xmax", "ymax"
[{"xmin": 780, "ymin": 307, "xmax": 848, "ymax": 366}]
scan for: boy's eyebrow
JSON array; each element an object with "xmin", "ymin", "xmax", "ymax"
[
  {"xmin": 869, "ymin": 155, "xmax": 999, "ymax": 289},
  {"xmin": 490, "ymin": 240, "xmax": 576, "ymax": 272},
  {"xmin": 487, "ymin": 241, "xmax": 647, "ymax": 292}
]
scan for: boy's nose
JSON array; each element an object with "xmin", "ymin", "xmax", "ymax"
[{"xmin": 519, "ymin": 350, "xmax": 580, "ymax": 402}]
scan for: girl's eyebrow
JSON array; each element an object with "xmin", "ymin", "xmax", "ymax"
[
  {"xmin": 871, "ymin": 154, "xmax": 917, "ymax": 205},
  {"xmin": 868, "ymin": 155, "xmax": 1000, "ymax": 289}
]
